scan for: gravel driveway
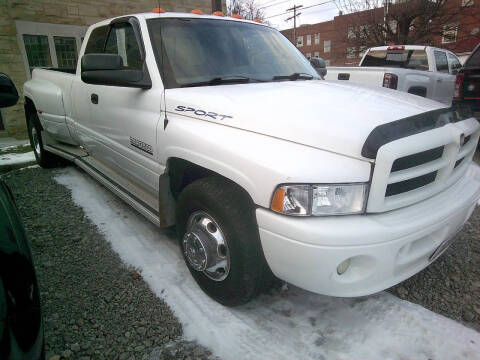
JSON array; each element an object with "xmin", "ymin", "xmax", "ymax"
[
  {"xmin": 2, "ymin": 167, "xmax": 217, "ymax": 360},
  {"xmin": 2, "ymin": 160, "xmax": 480, "ymax": 359}
]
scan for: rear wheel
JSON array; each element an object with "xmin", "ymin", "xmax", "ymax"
[
  {"xmin": 176, "ymin": 177, "xmax": 273, "ymax": 306},
  {"xmin": 27, "ymin": 113, "xmax": 62, "ymax": 168}
]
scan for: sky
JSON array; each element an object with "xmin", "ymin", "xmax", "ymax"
[{"xmin": 251, "ymin": 0, "xmax": 340, "ymax": 30}]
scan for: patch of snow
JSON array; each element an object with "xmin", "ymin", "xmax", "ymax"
[
  {"xmin": 19, "ymin": 164, "xmax": 40, "ymax": 171},
  {"xmin": 0, "ymin": 141, "xmax": 30, "ymax": 151},
  {"xmin": 55, "ymin": 167, "xmax": 480, "ymax": 360},
  {"xmin": 0, "ymin": 151, "xmax": 36, "ymax": 166}
]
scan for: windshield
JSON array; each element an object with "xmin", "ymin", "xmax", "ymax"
[
  {"xmin": 361, "ymin": 49, "xmax": 429, "ymax": 70},
  {"xmin": 147, "ymin": 18, "xmax": 319, "ymax": 88}
]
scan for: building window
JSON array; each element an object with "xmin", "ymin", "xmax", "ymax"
[
  {"xmin": 306, "ymin": 35, "xmax": 312, "ymax": 46},
  {"xmin": 296, "ymin": 36, "xmax": 303, "ymax": 47},
  {"xmin": 324, "ymin": 40, "xmax": 331, "ymax": 53},
  {"xmin": 15, "ymin": 20, "xmax": 87, "ymax": 79},
  {"xmin": 314, "ymin": 51, "xmax": 320, "ymax": 57},
  {"xmin": 442, "ymin": 23, "xmax": 458, "ymax": 44},
  {"xmin": 306, "ymin": 52, "xmax": 312, "ymax": 59},
  {"xmin": 23, "ymin": 34, "xmax": 52, "ymax": 73},
  {"xmin": 346, "ymin": 47, "xmax": 356, "ymax": 59},
  {"xmin": 54, "ymin": 36, "xmax": 78, "ymax": 69},
  {"xmin": 462, "ymin": 0, "xmax": 474, "ymax": 6},
  {"xmin": 347, "ymin": 26, "xmax": 355, "ymax": 39},
  {"xmin": 314, "ymin": 33, "xmax": 320, "ymax": 44},
  {"xmin": 324, "ymin": 59, "xmax": 330, "ymax": 66},
  {"xmin": 388, "ymin": 20, "xmax": 398, "ymax": 34}
]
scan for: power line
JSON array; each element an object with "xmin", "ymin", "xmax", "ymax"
[
  {"xmin": 265, "ymin": 0, "xmax": 336, "ymax": 19},
  {"xmin": 259, "ymin": 0, "xmax": 293, "ymax": 10}
]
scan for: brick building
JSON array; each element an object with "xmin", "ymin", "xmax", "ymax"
[
  {"xmin": 0, "ymin": 0, "xmax": 225, "ymax": 137},
  {"xmin": 281, "ymin": 0, "xmax": 480, "ymax": 66}
]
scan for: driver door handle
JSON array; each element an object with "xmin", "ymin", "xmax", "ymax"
[{"xmin": 91, "ymin": 93, "xmax": 98, "ymax": 104}]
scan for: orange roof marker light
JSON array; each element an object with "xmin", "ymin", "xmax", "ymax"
[
  {"xmin": 253, "ymin": 18, "xmax": 262, "ymax": 23},
  {"xmin": 191, "ymin": 9, "xmax": 204, "ymax": 15},
  {"xmin": 152, "ymin": 8, "xmax": 165, "ymax": 13},
  {"xmin": 212, "ymin": 11, "xmax": 225, "ymax": 16},
  {"xmin": 231, "ymin": 13, "xmax": 243, "ymax": 19}
]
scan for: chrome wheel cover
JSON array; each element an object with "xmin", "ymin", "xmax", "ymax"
[
  {"xmin": 31, "ymin": 127, "xmax": 40, "ymax": 156},
  {"xmin": 183, "ymin": 211, "xmax": 230, "ymax": 281}
]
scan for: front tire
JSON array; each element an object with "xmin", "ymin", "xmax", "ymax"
[
  {"xmin": 176, "ymin": 177, "xmax": 273, "ymax": 306},
  {"xmin": 27, "ymin": 113, "xmax": 61, "ymax": 168}
]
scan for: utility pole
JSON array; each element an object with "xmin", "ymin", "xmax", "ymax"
[{"xmin": 286, "ymin": 4, "xmax": 303, "ymax": 46}]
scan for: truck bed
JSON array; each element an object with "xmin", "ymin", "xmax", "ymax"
[{"xmin": 23, "ymin": 68, "xmax": 77, "ymax": 145}]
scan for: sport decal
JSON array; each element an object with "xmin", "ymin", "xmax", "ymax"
[{"xmin": 174, "ymin": 105, "xmax": 233, "ymax": 121}]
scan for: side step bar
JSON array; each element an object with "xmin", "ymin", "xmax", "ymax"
[
  {"xmin": 74, "ymin": 158, "xmax": 160, "ymax": 227},
  {"xmin": 43, "ymin": 132, "xmax": 161, "ymax": 227}
]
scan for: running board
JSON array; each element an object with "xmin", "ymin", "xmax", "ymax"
[
  {"xmin": 42, "ymin": 132, "xmax": 161, "ymax": 227},
  {"xmin": 74, "ymin": 157, "xmax": 161, "ymax": 227},
  {"xmin": 42, "ymin": 139, "xmax": 88, "ymax": 161}
]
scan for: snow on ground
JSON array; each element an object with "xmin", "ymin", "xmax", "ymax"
[
  {"xmin": 55, "ymin": 167, "xmax": 480, "ymax": 360},
  {"xmin": 0, "ymin": 140, "xmax": 29, "ymax": 151},
  {"xmin": 0, "ymin": 151, "xmax": 36, "ymax": 165},
  {"xmin": 18, "ymin": 164, "xmax": 40, "ymax": 171}
]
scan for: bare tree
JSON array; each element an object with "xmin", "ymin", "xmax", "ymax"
[
  {"xmin": 226, "ymin": 0, "xmax": 268, "ymax": 22},
  {"xmin": 336, "ymin": 0, "xmax": 479, "ymax": 54}
]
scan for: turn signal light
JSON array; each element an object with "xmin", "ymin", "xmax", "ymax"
[
  {"xmin": 191, "ymin": 9, "xmax": 204, "ymax": 15},
  {"xmin": 253, "ymin": 18, "xmax": 262, "ymax": 23},
  {"xmin": 212, "ymin": 11, "xmax": 225, "ymax": 16},
  {"xmin": 232, "ymin": 14, "xmax": 243, "ymax": 19},
  {"xmin": 271, "ymin": 188, "xmax": 286, "ymax": 213},
  {"xmin": 152, "ymin": 8, "xmax": 165, "ymax": 13}
]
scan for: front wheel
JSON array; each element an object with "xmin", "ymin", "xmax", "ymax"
[{"xmin": 176, "ymin": 177, "xmax": 273, "ymax": 306}]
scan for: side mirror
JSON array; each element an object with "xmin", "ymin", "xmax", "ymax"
[
  {"xmin": 81, "ymin": 53, "xmax": 152, "ymax": 89},
  {"xmin": 0, "ymin": 73, "xmax": 19, "ymax": 108},
  {"xmin": 310, "ymin": 57, "xmax": 327, "ymax": 78}
]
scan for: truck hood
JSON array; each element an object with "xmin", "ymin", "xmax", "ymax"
[{"xmin": 165, "ymin": 80, "xmax": 448, "ymax": 160}]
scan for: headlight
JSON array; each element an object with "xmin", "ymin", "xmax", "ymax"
[{"xmin": 271, "ymin": 184, "xmax": 368, "ymax": 216}]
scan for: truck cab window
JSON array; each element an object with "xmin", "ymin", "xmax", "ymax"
[
  {"xmin": 362, "ymin": 49, "xmax": 428, "ymax": 70},
  {"xmin": 434, "ymin": 51, "xmax": 449, "ymax": 73},
  {"xmin": 104, "ymin": 24, "xmax": 142, "ymax": 70},
  {"xmin": 85, "ymin": 26, "xmax": 109, "ymax": 54},
  {"xmin": 447, "ymin": 53, "xmax": 461, "ymax": 74}
]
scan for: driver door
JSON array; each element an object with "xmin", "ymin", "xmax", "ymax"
[{"xmin": 77, "ymin": 20, "xmax": 162, "ymax": 200}]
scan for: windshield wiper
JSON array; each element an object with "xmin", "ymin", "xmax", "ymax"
[
  {"xmin": 181, "ymin": 76, "xmax": 266, "ymax": 88},
  {"xmin": 272, "ymin": 72, "xmax": 315, "ymax": 81}
]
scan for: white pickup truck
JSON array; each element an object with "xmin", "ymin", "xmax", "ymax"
[
  {"xmin": 23, "ymin": 11, "xmax": 480, "ymax": 306},
  {"xmin": 325, "ymin": 45, "xmax": 462, "ymax": 105}
]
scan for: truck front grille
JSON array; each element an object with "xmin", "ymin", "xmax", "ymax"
[
  {"xmin": 391, "ymin": 146, "xmax": 444, "ymax": 172},
  {"xmin": 385, "ymin": 172, "xmax": 437, "ymax": 197},
  {"xmin": 367, "ymin": 118, "xmax": 480, "ymax": 213}
]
